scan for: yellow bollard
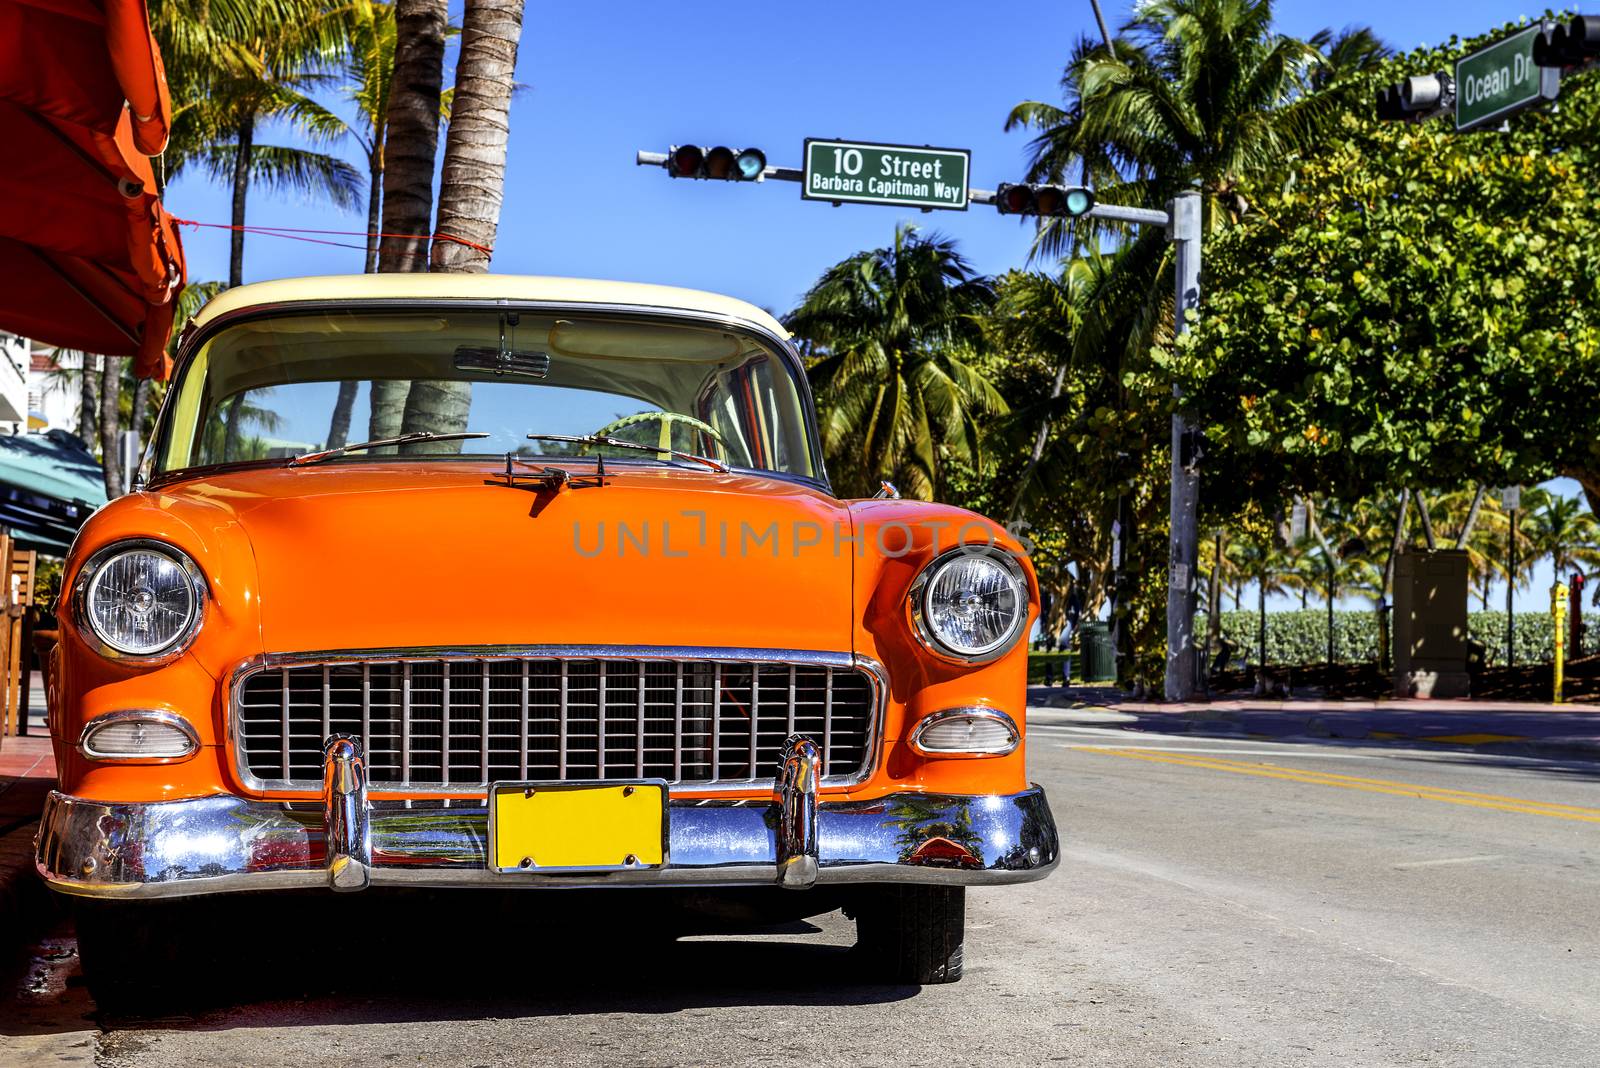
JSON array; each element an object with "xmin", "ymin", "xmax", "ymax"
[{"xmin": 1553, "ymin": 581, "xmax": 1568, "ymax": 705}]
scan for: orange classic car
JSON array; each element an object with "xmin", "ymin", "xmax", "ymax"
[{"xmin": 36, "ymin": 275, "xmax": 1058, "ymax": 993}]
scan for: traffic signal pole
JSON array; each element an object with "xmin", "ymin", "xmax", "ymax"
[
  {"xmin": 638, "ymin": 149, "xmax": 1205, "ymax": 700},
  {"xmin": 1166, "ymin": 191, "xmax": 1203, "ymax": 700}
]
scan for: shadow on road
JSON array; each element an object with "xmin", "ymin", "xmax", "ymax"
[{"xmin": 2, "ymin": 889, "xmax": 920, "ymax": 1035}]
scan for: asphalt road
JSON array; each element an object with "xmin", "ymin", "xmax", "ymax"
[{"xmin": 5, "ymin": 711, "xmax": 1599, "ymax": 1067}]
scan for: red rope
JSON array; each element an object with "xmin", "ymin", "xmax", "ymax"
[{"xmin": 172, "ymin": 218, "xmax": 495, "ymax": 257}]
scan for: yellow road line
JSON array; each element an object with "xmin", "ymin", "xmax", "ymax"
[
  {"xmin": 1123, "ymin": 749, "xmax": 1600, "ymax": 814},
  {"xmin": 1073, "ymin": 747, "xmax": 1600, "ymax": 824}
]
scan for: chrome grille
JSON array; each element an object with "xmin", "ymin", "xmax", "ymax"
[{"xmin": 233, "ymin": 651, "xmax": 878, "ymax": 791}]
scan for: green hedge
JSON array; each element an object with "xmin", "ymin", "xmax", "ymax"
[{"xmin": 1210, "ymin": 609, "xmax": 1572, "ymax": 667}]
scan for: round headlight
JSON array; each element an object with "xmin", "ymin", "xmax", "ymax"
[
  {"xmin": 911, "ymin": 548, "xmax": 1029, "ymax": 662},
  {"xmin": 77, "ymin": 541, "xmax": 205, "ymax": 659}
]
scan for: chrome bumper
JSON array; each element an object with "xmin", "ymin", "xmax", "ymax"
[{"xmin": 36, "ymin": 735, "xmax": 1059, "ymax": 900}]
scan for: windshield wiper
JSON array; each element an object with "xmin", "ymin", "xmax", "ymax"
[
  {"xmin": 287, "ymin": 431, "xmax": 490, "ymax": 467},
  {"xmin": 525, "ymin": 433, "xmax": 730, "ymax": 473}
]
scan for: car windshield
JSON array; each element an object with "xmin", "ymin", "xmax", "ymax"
[{"xmin": 152, "ymin": 308, "xmax": 819, "ymax": 479}]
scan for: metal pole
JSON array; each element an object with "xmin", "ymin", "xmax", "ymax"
[
  {"xmin": 1164, "ymin": 191, "xmax": 1203, "ymax": 701},
  {"xmin": 1326, "ymin": 548, "xmax": 1335, "ymax": 674},
  {"xmin": 1507, "ymin": 506, "xmax": 1517, "ymax": 667}
]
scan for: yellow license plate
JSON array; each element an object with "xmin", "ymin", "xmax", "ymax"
[{"xmin": 489, "ymin": 781, "xmax": 667, "ymax": 873}]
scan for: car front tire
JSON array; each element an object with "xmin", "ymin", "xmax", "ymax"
[
  {"xmin": 73, "ymin": 899, "xmax": 212, "ymax": 1012},
  {"xmin": 850, "ymin": 884, "xmax": 965, "ymax": 985}
]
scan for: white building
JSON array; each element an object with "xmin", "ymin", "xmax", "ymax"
[
  {"xmin": 24, "ymin": 344, "xmax": 84, "ymax": 438},
  {"xmin": 0, "ymin": 333, "xmax": 29, "ymax": 435}
]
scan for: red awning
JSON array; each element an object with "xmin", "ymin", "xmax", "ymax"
[{"xmin": 0, "ymin": 0, "xmax": 186, "ymax": 379}]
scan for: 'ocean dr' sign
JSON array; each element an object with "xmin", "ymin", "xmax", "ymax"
[
  {"xmin": 802, "ymin": 139, "xmax": 969, "ymax": 211},
  {"xmin": 1455, "ymin": 23, "xmax": 1560, "ymax": 132}
]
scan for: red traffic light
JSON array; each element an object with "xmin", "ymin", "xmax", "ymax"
[
  {"xmin": 668, "ymin": 144, "xmax": 705, "ymax": 178},
  {"xmin": 995, "ymin": 183, "xmax": 1035, "ymax": 215}
]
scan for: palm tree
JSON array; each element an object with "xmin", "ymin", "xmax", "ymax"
[
  {"xmin": 325, "ymin": 0, "xmax": 397, "ymax": 450},
  {"xmin": 1526, "ymin": 492, "xmax": 1600, "ymax": 582},
  {"xmin": 363, "ymin": 0, "xmax": 450, "ymax": 447},
  {"xmin": 1006, "ymin": 1, "xmax": 1376, "ymax": 260},
  {"xmin": 1001, "ymin": 4, "xmax": 1384, "ymax": 516},
  {"xmin": 1306, "ymin": 25, "xmax": 1391, "ymax": 89},
  {"xmin": 1236, "ymin": 539, "xmax": 1289, "ymax": 666},
  {"xmin": 381, "ymin": 0, "xmax": 524, "ymax": 453},
  {"xmin": 378, "ymin": 0, "xmax": 449, "ymax": 274},
  {"xmin": 344, "ymin": 1, "xmax": 399, "ymax": 274},
  {"xmin": 173, "ymin": 10, "xmax": 361, "ymax": 286},
  {"xmin": 784, "ymin": 226, "xmax": 1004, "ymax": 500}
]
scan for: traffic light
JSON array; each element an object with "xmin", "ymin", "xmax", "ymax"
[
  {"xmin": 1374, "ymin": 72, "xmax": 1453, "ymax": 122},
  {"xmin": 666, "ymin": 144, "xmax": 767, "ymax": 181},
  {"xmin": 994, "ymin": 183, "xmax": 1095, "ymax": 217},
  {"xmin": 1533, "ymin": 15, "xmax": 1600, "ymax": 67}
]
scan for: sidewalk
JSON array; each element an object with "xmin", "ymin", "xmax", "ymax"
[
  {"xmin": 1028, "ymin": 685, "xmax": 1600, "ymax": 762},
  {"xmin": 0, "ymin": 732, "xmax": 56, "ymax": 942}
]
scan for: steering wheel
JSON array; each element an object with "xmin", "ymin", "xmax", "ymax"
[{"xmin": 590, "ymin": 411, "xmax": 728, "ymax": 459}]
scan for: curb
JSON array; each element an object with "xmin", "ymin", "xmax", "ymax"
[{"xmin": 1028, "ymin": 694, "xmax": 1600, "ymax": 764}]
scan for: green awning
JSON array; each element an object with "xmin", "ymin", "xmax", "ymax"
[{"xmin": 0, "ymin": 430, "xmax": 105, "ymax": 555}]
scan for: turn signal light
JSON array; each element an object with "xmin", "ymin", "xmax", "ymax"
[
  {"xmin": 79, "ymin": 710, "xmax": 199, "ymax": 762},
  {"xmin": 910, "ymin": 708, "xmax": 1020, "ymax": 758}
]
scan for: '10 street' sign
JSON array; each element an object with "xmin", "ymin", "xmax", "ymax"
[
  {"xmin": 1455, "ymin": 23, "xmax": 1560, "ymax": 132},
  {"xmin": 802, "ymin": 139, "xmax": 970, "ymax": 211}
]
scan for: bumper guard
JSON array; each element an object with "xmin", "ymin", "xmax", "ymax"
[{"xmin": 36, "ymin": 734, "xmax": 1059, "ymax": 899}]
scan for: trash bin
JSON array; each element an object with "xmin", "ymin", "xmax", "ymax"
[
  {"xmin": 1465, "ymin": 637, "xmax": 1487, "ymax": 678},
  {"xmin": 1078, "ymin": 622, "xmax": 1116, "ymax": 683}
]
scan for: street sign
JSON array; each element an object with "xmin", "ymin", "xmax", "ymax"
[
  {"xmin": 802, "ymin": 139, "xmax": 969, "ymax": 211},
  {"xmin": 1455, "ymin": 23, "xmax": 1560, "ymax": 132}
]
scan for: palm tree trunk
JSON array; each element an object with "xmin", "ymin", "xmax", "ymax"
[
  {"xmin": 329, "ymin": 148, "xmax": 384, "ymax": 451},
  {"xmin": 370, "ymin": 0, "xmax": 449, "ymax": 445},
  {"xmin": 364, "ymin": 146, "xmax": 384, "ymax": 274},
  {"xmin": 78, "ymin": 353, "xmax": 98, "ymax": 445},
  {"xmin": 378, "ymin": 0, "xmax": 447, "ymax": 273},
  {"xmin": 99, "ymin": 356, "xmax": 122, "ymax": 498},
  {"xmin": 326, "ymin": 383, "xmax": 360, "ymax": 450},
  {"xmin": 1256, "ymin": 564, "xmax": 1267, "ymax": 670},
  {"xmin": 1415, "ymin": 492, "xmax": 1438, "ymax": 550},
  {"xmin": 129, "ymin": 376, "xmax": 152, "ymax": 479},
  {"xmin": 1456, "ymin": 484, "xmax": 1487, "ymax": 548},
  {"xmin": 401, "ymin": 0, "xmax": 524, "ymax": 450},
  {"xmin": 428, "ymin": 0, "xmax": 523, "ymax": 274},
  {"xmin": 1006, "ymin": 360, "xmax": 1067, "ymax": 523},
  {"xmin": 223, "ymin": 397, "xmax": 244, "ymax": 461},
  {"xmin": 229, "ymin": 115, "xmax": 255, "ymax": 288}
]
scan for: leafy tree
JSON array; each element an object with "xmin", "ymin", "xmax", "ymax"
[
  {"xmin": 784, "ymin": 226, "xmax": 1003, "ymax": 500},
  {"xmin": 996, "ymin": 0, "xmax": 1381, "ymax": 680},
  {"xmin": 1168, "ymin": 27, "xmax": 1600, "ymax": 513}
]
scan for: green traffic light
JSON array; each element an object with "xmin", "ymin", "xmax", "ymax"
[
  {"xmin": 1065, "ymin": 188, "xmax": 1094, "ymax": 216},
  {"xmin": 735, "ymin": 148, "xmax": 767, "ymax": 180}
]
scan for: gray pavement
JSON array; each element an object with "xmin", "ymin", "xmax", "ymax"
[{"xmin": 4, "ymin": 710, "xmax": 1599, "ymax": 1066}]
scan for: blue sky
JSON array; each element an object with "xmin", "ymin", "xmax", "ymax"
[
  {"xmin": 169, "ymin": 0, "xmax": 1547, "ymax": 306},
  {"xmin": 162, "ymin": 0, "xmax": 1577, "ymax": 609}
]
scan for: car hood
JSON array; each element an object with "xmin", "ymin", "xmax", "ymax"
[{"xmin": 156, "ymin": 461, "xmax": 857, "ymax": 656}]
